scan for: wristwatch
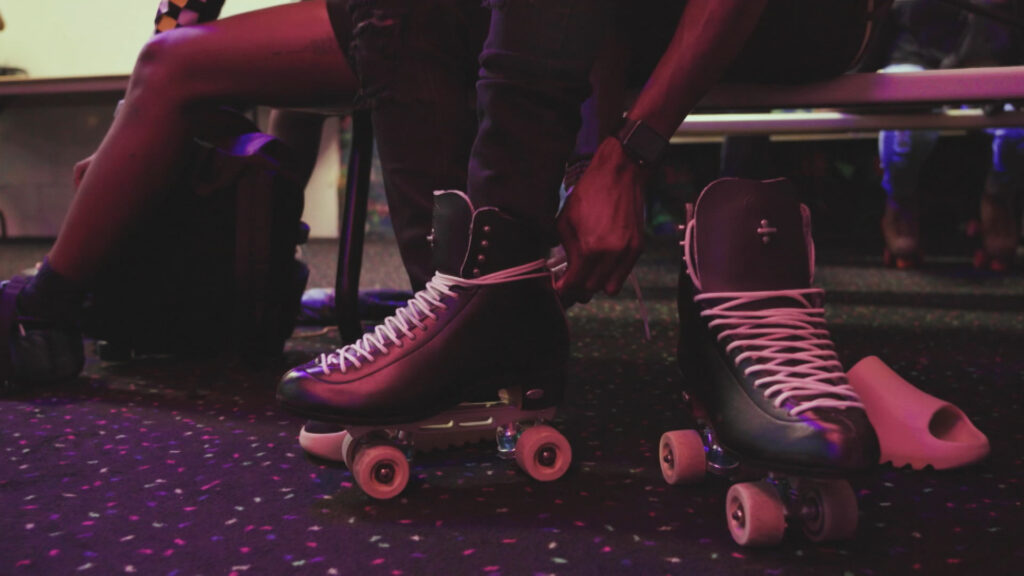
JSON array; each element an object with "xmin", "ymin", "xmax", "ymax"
[{"xmin": 615, "ymin": 114, "xmax": 668, "ymax": 167}]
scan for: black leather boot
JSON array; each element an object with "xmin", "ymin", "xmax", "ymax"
[
  {"xmin": 278, "ymin": 190, "xmax": 569, "ymax": 425},
  {"xmin": 677, "ymin": 178, "xmax": 879, "ymax": 475}
]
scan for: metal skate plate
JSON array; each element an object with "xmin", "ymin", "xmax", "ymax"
[{"xmin": 345, "ymin": 391, "xmax": 558, "ymax": 453}]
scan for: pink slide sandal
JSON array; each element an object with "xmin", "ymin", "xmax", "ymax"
[{"xmin": 846, "ymin": 356, "xmax": 990, "ymax": 471}]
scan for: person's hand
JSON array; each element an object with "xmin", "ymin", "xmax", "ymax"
[
  {"xmin": 73, "ymin": 154, "xmax": 95, "ymax": 190},
  {"xmin": 555, "ymin": 137, "xmax": 649, "ymax": 305}
]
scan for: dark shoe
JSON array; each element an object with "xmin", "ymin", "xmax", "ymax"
[
  {"xmin": 677, "ymin": 178, "xmax": 879, "ymax": 475},
  {"xmin": 278, "ymin": 190, "xmax": 569, "ymax": 425},
  {"xmin": 1, "ymin": 276, "xmax": 85, "ymax": 393}
]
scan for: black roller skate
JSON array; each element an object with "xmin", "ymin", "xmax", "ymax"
[
  {"xmin": 278, "ymin": 190, "xmax": 572, "ymax": 499},
  {"xmin": 660, "ymin": 178, "xmax": 879, "ymax": 546}
]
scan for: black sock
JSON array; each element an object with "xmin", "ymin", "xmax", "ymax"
[{"xmin": 15, "ymin": 259, "xmax": 87, "ymax": 324}]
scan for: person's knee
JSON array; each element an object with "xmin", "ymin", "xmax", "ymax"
[
  {"xmin": 347, "ymin": 1, "xmax": 406, "ymax": 104},
  {"xmin": 127, "ymin": 28, "xmax": 204, "ymax": 106},
  {"xmin": 348, "ymin": 0, "xmax": 484, "ymax": 107}
]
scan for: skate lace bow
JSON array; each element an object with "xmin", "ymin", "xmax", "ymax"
[
  {"xmin": 695, "ymin": 289, "xmax": 864, "ymax": 416},
  {"xmin": 317, "ymin": 260, "xmax": 549, "ymax": 373}
]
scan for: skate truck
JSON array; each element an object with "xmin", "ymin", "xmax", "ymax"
[{"xmin": 325, "ymin": 389, "xmax": 570, "ymax": 500}]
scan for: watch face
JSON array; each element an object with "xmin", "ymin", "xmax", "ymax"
[{"xmin": 619, "ymin": 118, "xmax": 668, "ymax": 166}]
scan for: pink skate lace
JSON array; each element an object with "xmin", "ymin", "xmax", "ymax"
[
  {"xmin": 316, "ymin": 260, "xmax": 550, "ymax": 374},
  {"xmin": 681, "ymin": 220, "xmax": 863, "ymax": 417}
]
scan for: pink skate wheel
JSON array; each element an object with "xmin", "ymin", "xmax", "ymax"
[
  {"xmin": 659, "ymin": 429, "xmax": 706, "ymax": 485},
  {"xmin": 797, "ymin": 479, "xmax": 858, "ymax": 542},
  {"xmin": 352, "ymin": 443, "xmax": 409, "ymax": 500},
  {"xmin": 725, "ymin": 481, "xmax": 786, "ymax": 547},
  {"xmin": 515, "ymin": 425, "xmax": 571, "ymax": 482}
]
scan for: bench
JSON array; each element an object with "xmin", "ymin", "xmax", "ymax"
[{"xmin": 4, "ymin": 65, "xmax": 1023, "ymax": 341}]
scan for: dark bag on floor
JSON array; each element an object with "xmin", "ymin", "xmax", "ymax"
[{"xmin": 83, "ymin": 109, "xmax": 310, "ymax": 361}]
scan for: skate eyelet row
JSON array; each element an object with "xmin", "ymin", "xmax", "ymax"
[
  {"xmin": 695, "ymin": 288, "xmax": 864, "ymax": 416},
  {"xmin": 317, "ymin": 262, "xmax": 552, "ymax": 375}
]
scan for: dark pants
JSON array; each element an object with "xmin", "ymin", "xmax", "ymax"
[
  {"xmin": 469, "ymin": 0, "xmax": 613, "ymax": 247},
  {"xmin": 342, "ymin": 0, "xmax": 612, "ymax": 276},
  {"xmin": 335, "ymin": 0, "xmax": 878, "ymax": 282},
  {"xmin": 340, "ymin": 0, "xmax": 489, "ymax": 290}
]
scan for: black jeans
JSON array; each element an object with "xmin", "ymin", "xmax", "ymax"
[
  {"xmin": 348, "ymin": 0, "xmax": 612, "ymax": 276},
  {"xmin": 469, "ymin": 0, "xmax": 613, "ymax": 248},
  {"xmin": 346, "ymin": 0, "xmax": 488, "ymax": 290}
]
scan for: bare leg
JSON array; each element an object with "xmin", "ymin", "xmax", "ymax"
[{"xmin": 50, "ymin": 1, "xmax": 355, "ymax": 282}]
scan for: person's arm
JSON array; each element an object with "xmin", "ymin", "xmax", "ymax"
[{"xmin": 555, "ymin": 0, "xmax": 768, "ymax": 304}]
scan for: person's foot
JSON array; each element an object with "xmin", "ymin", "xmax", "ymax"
[
  {"xmin": 881, "ymin": 199, "xmax": 922, "ymax": 269},
  {"xmin": 677, "ymin": 178, "xmax": 879, "ymax": 475},
  {"xmin": 277, "ymin": 190, "xmax": 569, "ymax": 425},
  {"xmin": 1, "ymin": 275, "xmax": 85, "ymax": 393}
]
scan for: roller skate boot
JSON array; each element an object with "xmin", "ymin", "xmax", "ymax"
[
  {"xmin": 881, "ymin": 198, "xmax": 922, "ymax": 269},
  {"xmin": 659, "ymin": 178, "xmax": 879, "ymax": 547},
  {"xmin": 278, "ymin": 190, "xmax": 572, "ymax": 498},
  {"xmin": 973, "ymin": 192, "xmax": 1019, "ymax": 272}
]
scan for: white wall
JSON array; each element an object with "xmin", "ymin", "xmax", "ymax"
[
  {"xmin": 0, "ymin": 0, "xmax": 348, "ymax": 239},
  {"xmin": 0, "ymin": 1, "xmax": 291, "ymax": 78}
]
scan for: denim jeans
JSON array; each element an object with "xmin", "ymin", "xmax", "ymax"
[
  {"xmin": 470, "ymin": 0, "xmax": 612, "ymax": 247},
  {"xmin": 986, "ymin": 126, "xmax": 1024, "ymax": 199},
  {"xmin": 346, "ymin": 0, "xmax": 488, "ymax": 289},
  {"xmin": 879, "ymin": 127, "xmax": 940, "ymax": 202},
  {"xmin": 350, "ymin": 0, "xmax": 612, "ymax": 271}
]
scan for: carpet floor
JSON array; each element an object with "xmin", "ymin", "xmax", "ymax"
[{"xmin": 1, "ymin": 231, "xmax": 1021, "ymax": 576}]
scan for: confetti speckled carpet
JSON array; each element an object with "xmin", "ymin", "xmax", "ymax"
[{"xmin": 1, "ymin": 230, "xmax": 1021, "ymax": 576}]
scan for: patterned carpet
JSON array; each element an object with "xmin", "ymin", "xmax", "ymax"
[{"xmin": 1, "ymin": 227, "xmax": 1021, "ymax": 575}]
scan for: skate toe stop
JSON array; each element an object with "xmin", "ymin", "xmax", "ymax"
[{"xmin": 847, "ymin": 356, "xmax": 990, "ymax": 470}]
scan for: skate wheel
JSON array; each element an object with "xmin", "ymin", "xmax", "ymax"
[
  {"xmin": 725, "ymin": 481, "xmax": 786, "ymax": 547},
  {"xmin": 975, "ymin": 249, "xmax": 1013, "ymax": 272},
  {"xmin": 798, "ymin": 479, "xmax": 858, "ymax": 542},
  {"xmin": 659, "ymin": 429, "xmax": 706, "ymax": 485},
  {"xmin": 351, "ymin": 443, "xmax": 409, "ymax": 500},
  {"xmin": 515, "ymin": 425, "xmax": 571, "ymax": 482}
]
